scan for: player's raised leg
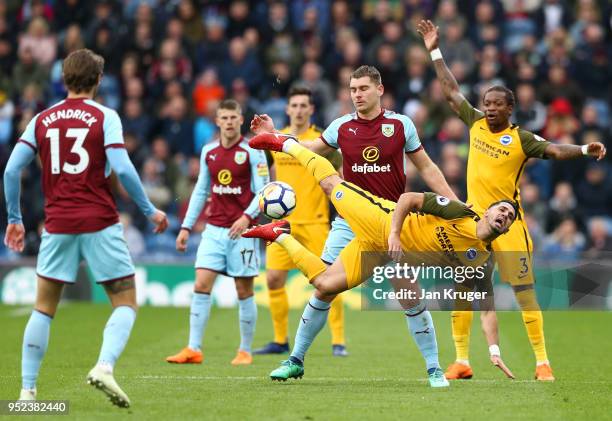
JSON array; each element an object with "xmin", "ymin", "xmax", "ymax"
[
  {"xmin": 166, "ymin": 268, "xmax": 216, "ymax": 364},
  {"xmin": 249, "ymin": 133, "xmax": 339, "ymax": 194},
  {"xmin": 232, "ymin": 277, "xmax": 257, "ymax": 365},
  {"xmin": 271, "ymin": 264, "xmax": 348, "ymax": 381},
  {"xmin": 19, "ymin": 278, "xmax": 64, "ymax": 401},
  {"xmin": 87, "ymin": 276, "xmax": 137, "ymax": 409},
  {"xmin": 243, "ymin": 222, "xmax": 350, "ymax": 381}
]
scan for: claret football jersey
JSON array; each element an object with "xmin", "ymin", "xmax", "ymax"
[
  {"xmin": 18, "ymin": 98, "xmax": 125, "ymax": 234},
  {"xmin": 321, "ymin": 109, "xmax": 422, "ymax": 201}
]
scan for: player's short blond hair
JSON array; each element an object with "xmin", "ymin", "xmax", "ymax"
[
  {"xmin": 350, "ymin": 65, "xmax": 382, "ymax": 86},
  {"xmin": 63, "ymin": 49, "xmax": 104, "ymax": 94},
  {"xmin": 218, "ymin": 99, "xmax": 242, "ymax": 114}
]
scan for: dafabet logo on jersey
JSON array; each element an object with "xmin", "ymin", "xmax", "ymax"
[
  {"xmin": 362, "ymin": 146, "xmax": 380, "ymax": 162},
  {"xmin": 352, "ymin": 146, "xmax": 391, "ymax": 174},
  {"xmin": 214, "ymin": 169, "xmax": 242, "ymax": 194},
  {"xmin": 218, "ymin": 169, "xmax": 232, "ymax": 185}
]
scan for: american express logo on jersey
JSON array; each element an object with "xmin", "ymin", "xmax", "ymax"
[{"xmin": 212, "ymin": 184, "xmax": 242, "ymax": 195}]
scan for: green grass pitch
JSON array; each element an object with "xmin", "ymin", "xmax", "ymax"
[{"xmin": 1, "ymin": 304, "xmax": 611, "ymax": 420}]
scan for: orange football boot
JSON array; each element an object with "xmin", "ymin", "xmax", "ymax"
[
  {"xmin": 166, "ymin": 347, "xmax": 203, "ymax": 364},
  {"xmin": 231, "ymin": 350, "xmax": 253, "ymax": 366},
  {"xmin": 535, "ymin": 364, "xmax": 555, "ymax": 381},
  {"xmin": 444, "ymin": 362, "xmax": 474, "ymax": 379}
]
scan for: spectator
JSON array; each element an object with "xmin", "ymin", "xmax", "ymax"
[
  {"xmin": 141, "ymin": 157, "xmax": 172, "ymax": 211},
  {"xmin": 584, "ymin": 217, "xmax": 612, "ymax": 258},
  {"xmin": 521, "ymin": 183, "xmax": 548, "ymax": 228},
  {"xmin": 119, "ymin": 212, "xmax": 145, "ymax": 258},
  {"xmin": 193, "ymin": 100, "xmax": 218, "ymax": 154},
  {"xmin": 264, "ymin": 32, "xmax": 302, "ymax": 75},
  {"xmin": 513, "ymin": 83, "xmax": 547, "ymax": 133},
  {"xmin": 124, "ymin": 132, "xmax": 149, "ymax": 172},
  {"xmin": 547, "ymin": 182, "xmax": 583, "ymax": 232},
  {"xmin": 533, "ymin": 0, "xmax": 572, "ymax": 38},
  {"xmin": 439, "ymin": 18, "xmax": 476, "ymax": 76},
  {"xmin": 231, "ymin": 78, "xmax": 258, "ymax": 135},
  {"xmin": 192, "ymin": 68, "xmax": 225, "ymax": 117},
  {"xmin": 123, "ymin": 98, "xmax": 152, "ymax": 143},
  {"xmin": 542, "ymin": 217, "xmax": 586, "ymax": 262},
  {"xmin": 54, "ymin": 0, "xmax": 90, "ymax": 30},
  {"xmin": 576, "ymin": 163, "xmax": 612, "ymax": 220},
  {"xmin": 196, "ymin": 17, "xmax": 228, "ymax": 70},
  {"xmin": 177, "ymin": 0, "xmax": 205, "ymax": 45},
  {"xmin": 151, "ymin": 136, "xmax": 182, "ymax": 198},
  {"xmin": 297, "ymin": 61, "xmax": 334, "ymax": 124},
  {"xmin": 538, "ymin": 64, "xmax": 584, "ymax": 109},
  {"xmin": 0, "ymin": 89, "xmax": 13, "ymax": 146},
  {"xmin": 226, "ymin": 0, "xmax": 256, "ymax": 39},
  {"xmin": 159, "ymin": 95, "xmax": 194, "ymax": 156},
  {"xmin": 259, "ymin": 1, "xmax": 291, "ymax": 44},
  {"xmin": 18, "ymin": 16, "xmax": 56, "ymax": 68},
  {"xmin": 542, "ymin": 98, "xmax": 579, "ymax": 141},
  {"xmin": 219, "ymin": 37, "xmax": 263, "ymax": 95}
]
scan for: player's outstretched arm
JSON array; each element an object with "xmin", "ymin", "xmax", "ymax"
[
  {"xmin": 105, "ymin": 148, "xmax": 168, "ymax": 233},
  {"xmin": 407, "ymin": 149, "xmax": 459, "ymax": 201},
  {"xmin": 417, "ymin": 19, "xmax": 466, "ymax": 115},
  {"xmin": 481, "ymin": 311, "xmax": 515, "ymax": 379},
  {"xmin": 3, "ymin": 142, "xmax": 36, "ymax": 252},
  {"xmin": 544, "ymin": 142, "xmax": 606, "ymax": 161},
  {"xmin": 388, "ymin": 192, "xmax": 425, "ymax": 261}
]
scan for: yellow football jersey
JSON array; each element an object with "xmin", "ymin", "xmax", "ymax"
[
  {"xmin": 272, "ymin": 125, "xmax": 329, "ymax": 224},
  {"xmin": 459, "ymin": 101, "xmax": 550, "ymax": 215},
  {"xmin": 394, "ymin": 193, "xmax": 490, "ymax": 268}
]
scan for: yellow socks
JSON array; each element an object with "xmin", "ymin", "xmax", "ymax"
[
  {"xmin": 328, "ymin": 294, "xmax": 345, "ymax": 345},
  {"xmin": 515, "ymin": 288, "xmax": 548, "ymax": 363},
  {"xmin": 285, "ymin": 142, "xmax": 338, "ymax": 183},
  {"xmin": 277, "ymin": 235, "xmax": 327, "ymax": 282},
  {"xmin": 521, "ymin": 310, "xmax": 547, "ymax": 363},
  {"xmin": 451, "ymin": 310, "xmax": 473, "ymax": 362},
  {"xmin": 268, "ymin": 287, "xmax": 289, "ymax": 344}
]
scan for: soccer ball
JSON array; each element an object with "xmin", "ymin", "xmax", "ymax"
[{"xmin": 259, "ymin": 181, "xmax": 296, "ymax": 219}]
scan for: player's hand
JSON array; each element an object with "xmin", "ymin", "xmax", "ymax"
[
  {"xmin": 229, "ymin": 214, "xmax": 251, "ymax": 239},
  {"xmin": 387, "ymin": 232, "xmax": 403, "ymax": 262},
  {"xmin": 4, "ymin": 223, "xmax": 25, "ymax": 253},
  {"xmin": 490, "ymin": 354, "xmax": 515, "ymax": 379},
  {"xmin": 176, "ymin": 228, "xmax": 189, "ymax": 252},
  {"xmin": 587, "ymin": 142, "xmax": 607, "ymax": 161},
  {"xmin": 149, "ymin": 210, "xmax": 169, "ymax": 234},
  {"xmin": 416, "ymin": 19, "xmax": 439, "ymax": 52},
  {"xmin": 250, "ymin": 114, "xmax": 275, "ymax": 135}
]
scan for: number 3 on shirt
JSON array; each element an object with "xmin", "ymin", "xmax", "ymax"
[{"xmin": 46, "ymin": 128, "xmax": 90, "ymax": 175}]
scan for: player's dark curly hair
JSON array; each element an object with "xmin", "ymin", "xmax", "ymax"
[
  {"xmin": 483, "ymin": 85, "xmax": 515, "ymax": 107},
  {"xmin": 488, "ymin": 199, "xmax": 519, "ymax": 221}
]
